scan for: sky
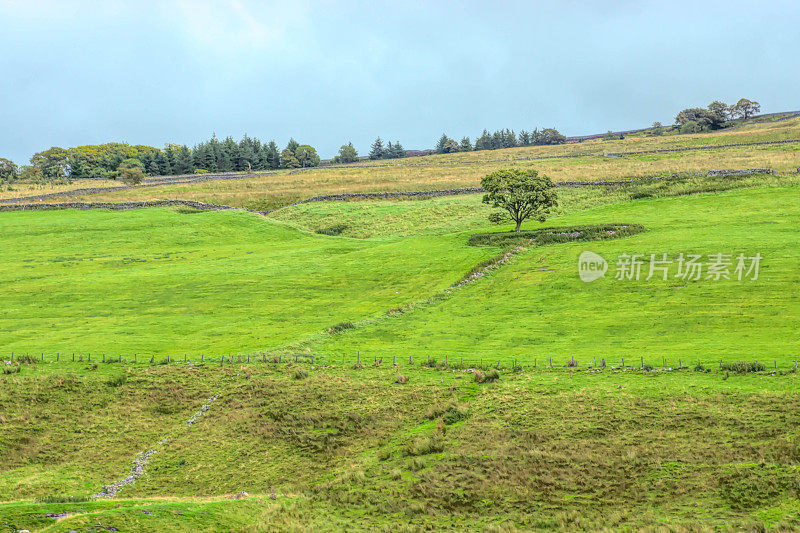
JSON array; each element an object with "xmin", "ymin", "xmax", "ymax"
[{"xmin": 1, "ymin": 0, "xmax": 798, "ymax": 163}]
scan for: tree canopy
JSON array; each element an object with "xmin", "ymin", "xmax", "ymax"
[{"xmin": 481, "ymin": 168, "xmax": 558, "ymax": 232}]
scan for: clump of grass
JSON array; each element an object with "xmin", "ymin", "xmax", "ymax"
[
  {"xmin": 35, "ymin": 495, "xmax": 93, "ymax": 504},
  {"xmin": 15, "ymin": 354, "xmax": 38, "ymax": 365},
  {"xmin": 2, "ymin": 364, "xmax": 20, "ymax": 375},
  {"xmin": 395, "ymin": 374, "xmax": 408, "ymax": 384},
  {"xmin": 694, "ymin": 362, "xmax": 710, "ymax": 373},
  {"xmin": 315, "ymin": 223, "xmax": 349, "ymax": 236},
  {"xmin": 404, "ymin": 435, "xmax": 444, "ymax": 456},
  {"xmin": 352, "ymin": 361, "xmax": 363, "ymax": 370},
  {"xmin": 106, "ymin": 373, "xmax": 128, "ymax": 387},
  {"xmin": 292, "ymin": 368, "xmax": 308, "ymax": 380},
  {"xmin": 474, "ymin": 369, "xmax": 499, "ymax": 383},
  {"xmin": 175, "ymin": 206, "xmax": 204, "ymax": 214},
  {"xmin": 327, "ymin": 321, "xmax": 354, "ymax": 334},
  {"xmin": 720, "ymin": 361, "xmax": 766, "ymax": 373}
]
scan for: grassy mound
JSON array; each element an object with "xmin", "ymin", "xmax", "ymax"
[{"xmin": 468, "ymin": 223, "xmax": 645, "ymax": 247}]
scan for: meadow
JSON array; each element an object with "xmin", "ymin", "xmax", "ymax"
[
  {"xmin": 2, "ymin": 118, "xmax": 800, "ymax": 531},
  {"xmin": 2, "ymin": 360, "xmax": 800, "ymax": 531}
]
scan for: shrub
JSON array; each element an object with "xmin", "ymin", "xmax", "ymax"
[
  {"xmin": 720, "ymin": 361, "xmax": 765, "ymax": 373},
  {"xmin": 327, "ymin": 322, "xmax": 354, "ymax": 334},
  {"xmin": 119, "ymin": 166, "xmax": 144, "ymax": 185},
  {"xmin": 694, "ymin": 362, "xmax": 710, "ymax": 373},
  {"xmin": 292, "ymin": 369, "xmax": 308, "ymax": 380}
]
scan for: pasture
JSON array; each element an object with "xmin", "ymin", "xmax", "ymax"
[{"xmin": 2, "ymin": 118, "xmax": 800, "ymax": 531}]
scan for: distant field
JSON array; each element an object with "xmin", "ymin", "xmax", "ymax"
[{"xmin": 3, "ymin": 116, "xmax": 799, "ymax": 210}]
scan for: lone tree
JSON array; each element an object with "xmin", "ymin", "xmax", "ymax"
[
  {"xmin": 481, "ymin": 168, "xmax": 558, "ymax": 232},
  {"xmin": 731, "ymin": 98, "xmax": 761, "ymax": 120}
]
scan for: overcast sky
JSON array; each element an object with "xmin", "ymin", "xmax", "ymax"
[{"xmin": 1, "ymin": 0, "xmax": 798, "ymax": 163}]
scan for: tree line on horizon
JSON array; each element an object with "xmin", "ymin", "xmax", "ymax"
[
  {"xmin": 0, "ymin": 136, "xmax": 321, "ymax": 184},
  {"xmin": 0, "ymin": 97, "xmax": 769, "ymax": 184}
]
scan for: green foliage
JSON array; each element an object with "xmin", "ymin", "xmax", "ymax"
[
  {"xmin": 730, "ymin": 98, "xmax": 761, "ymax": 120},
  {"xmin": 481, "ymin": 168, "xmax": 558, "ymax": 231},
  {"xmin": 468, "ymin": 223, "xmax": 645, "ymax": 247},
  {"xmin": 719, "ymin": 361, "xmax": 766, "ymax": 373},
  {"xmin": 675, "ymin": 107, "xmax": 725, "ymax": 131},
  {"xmin": 292, "ymin": 368, "xmax": 308, "ymax": 380},
  {"xmin": 474, "ymin": 369, "xmax": 499, "ymax": 383},
  {"xmin": 369, "ymin": 137, "xmax": 384, "ymax": 160},
  {"xmin": 281, "ymin": 148, "xmax": 300, "ymax": 169},
  {"xmin": 0, "ymin": 157, "xmax": 18, "ymax": 182},
  {"xmin": 119, "ymin": 166, "xmax": 145, "ymax": 185},
  {"xmin": 295, "ymin": 145, "xmax": 320, "ymax": 168},
  {"xmin": 333, "ymin": 143, "xmax": 359, "ymax": 164}
]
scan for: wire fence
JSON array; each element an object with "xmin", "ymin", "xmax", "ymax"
[{"xmin": 4, "ymin": 351, "xmax": 798, "ymax": 374}]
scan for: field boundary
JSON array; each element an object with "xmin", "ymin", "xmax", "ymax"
[{"xmin": 0, "ymin": 199, "xmax": 268, "ymax": 215}]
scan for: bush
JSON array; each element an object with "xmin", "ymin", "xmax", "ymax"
[
  {"xmin": 694, "ymin": 362, "xmax": 710, "ymax": 373},
  {"xmin": 720, "ymin": 361, "xmax": 765, "ymax": 373},
  {"xmin": 292, "ymin": 369, "xmax": 308, "ymax": 380},
  {"xmin": 119, "ymin": 166, "xmax": 144, "ymax": 185}
]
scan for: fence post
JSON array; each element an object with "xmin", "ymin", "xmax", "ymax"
[
  {"xmin": 247, "ymin": 355, "xmax": 250, "ymax": 363},
  {"xmin": 621, "ymin": 357, "xmax": 624, "ymax": 368},
  {"xmin": 88, "ymin": 353, "xmax": 91, "ymax": 362},
  {"xmin": 57, "ymin": 353, "xmax": 59, "ymax": 362},
  {"xmin": 678, "ymin": 358, "xmax": 681, "ymax": 369},
  {"xmin": 72, "ymin": 353, "xmax": 75, "ymax": 362},
  {"xmin": 41, "ymin": 353, "xmax": 44, "ymax": 362},
  {"xmin": 534, "ymin": 358, "xmax": 537, "ymax": 368},
  {"xmin": 640, "ymin": 356, "xmax": 643, "ymax": 369}
]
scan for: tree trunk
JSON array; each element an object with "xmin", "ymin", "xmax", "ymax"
[{"xmin": 514, "ymin": 221, "xmax": 521, "ymax": 232}]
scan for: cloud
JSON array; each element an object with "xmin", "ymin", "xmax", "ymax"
[{"xmin": 165, "ymin": 0, "xmax": 311, "ymax": 57}]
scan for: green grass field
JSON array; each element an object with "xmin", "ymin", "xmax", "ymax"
[{"xmin": 2, "ymin": 118, "xmax": 800, "ymax": 531}]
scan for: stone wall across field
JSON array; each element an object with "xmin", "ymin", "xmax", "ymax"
[
  {"xmin": 0, "ymin": 169, "xmax": 777, "ymax": 216},
  {"xmin": 0, "ymin": 200, "xmax": 268, "ymax": 215}
]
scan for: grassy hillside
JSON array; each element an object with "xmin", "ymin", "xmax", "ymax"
[
  {"xmin": 2, "ymin": 362, "xmax": 799, "ymax": 531},
  {"xmin": 0, "ymin": 208, "xmax": 491, "ymax": 356},
  {"xmin": 2, "ymin": 118, "xmax": 800, "ymax": 531},
  {"xmin": 309, "ymin": 186, "xmax": 800, "ymax": 365}
]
